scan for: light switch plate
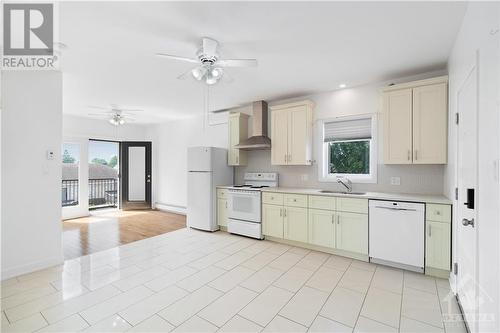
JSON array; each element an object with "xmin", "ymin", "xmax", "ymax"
[{"xmin": 390, "ymin": 177, "xmax": 401, "ymax": 186}]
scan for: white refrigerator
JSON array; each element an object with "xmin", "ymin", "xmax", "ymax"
[{"xmin": 187, "ymin": 147, "xmax": 233, "ymax": 231}]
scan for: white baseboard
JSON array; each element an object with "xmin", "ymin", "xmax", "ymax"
[
  {"xmin": 155, "ymin": 202, "xmax": 186, "ymax": 215},
  {"xmin": 2, "ymin": 255, "xmax": 64, "ymax": 281}
]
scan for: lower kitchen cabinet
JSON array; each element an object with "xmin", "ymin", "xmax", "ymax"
[
  {"xmin": 426, "ymin": 220, "xmax": 451, "ymax": 270},
  {"xmin": 308, "ymin": 209, "xmax": 335, "ymax": 248},
  {"xmin": 335, "ymin": 212, "xmax": 368, "ymax": 255},
  {"xmin": 284, "ymin": 207, "xmax": 308, "ymax": 243},
  {"xmin": 217, "ymin": 198, "xmax": 228, "ymax": 227},
  {"xmin": 263, "ymin": 204, "xmax": 284, "ymax": 238}
]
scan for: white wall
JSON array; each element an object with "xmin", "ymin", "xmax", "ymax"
[
  {"xmin": 151, "ymin": 113, "xmax": 229, "ymax": 213},
  {"xmin": 446, "ymin": 3, "xmax": 500, "ymax": 332},
  {"xmin": 1, "ymin": 71, "xmax": 64, "ymax": 279},
  {"xmin": 61, "ymin": 115, "xmax": 150, "ymax": 219},
  {"xmin": 63, "ymin": 114, "xmax": 149, "ymax": 141}
]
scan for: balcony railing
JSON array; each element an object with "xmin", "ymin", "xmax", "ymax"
[{"xmin": 62, "ymin": 178, "xmax": 118, "ymax": 209}]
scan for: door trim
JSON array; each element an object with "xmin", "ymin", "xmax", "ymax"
[
  {"xmin": 120, "ymin": 141, "xmax": 152, "ymax": 210},
  {"xmin": 453, "ymin": 50, "xmax": 480, "ymax": 333}
]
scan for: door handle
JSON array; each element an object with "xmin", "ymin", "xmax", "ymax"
[{"xmin": 462, "ymin": 218, "xmax": 475, "ymax": 227}]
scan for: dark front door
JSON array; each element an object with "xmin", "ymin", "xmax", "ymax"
[{"xmin": 121, "ymin": 141, "xmax": 152, "ymax": 210}]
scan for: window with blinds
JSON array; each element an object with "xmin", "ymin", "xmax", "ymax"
[
  {"xmin": 324, "ymin": 118, "xmax": 372, "ymax": 142},
  {"xmin": 323, "ymin": 117, "xmax": 373, "ymax": 176}
]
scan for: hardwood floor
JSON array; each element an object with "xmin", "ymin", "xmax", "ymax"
[{"xmin": 62, "ymin": 209, "xmax": 186, "ymax": 260}]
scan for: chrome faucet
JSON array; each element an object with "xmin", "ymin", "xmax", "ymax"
[{"xmin": 337, "ymin": 177, "xmax": 353, "ymax": 193}]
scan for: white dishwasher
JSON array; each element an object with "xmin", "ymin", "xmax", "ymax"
[{"xmin": 369, "ymin": 200, "xmax": 425, "ymax": 273}]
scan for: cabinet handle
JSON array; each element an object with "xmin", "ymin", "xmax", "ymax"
[
  {"xmin": 428, "ymin": 224, "xmax": 432, "ymax": 237},
  {"xmin": 284, "ymin": 154, "xmax": 287, "ymax": 163},
  {"xmin": 331, "ymin": 215, "xmax": 334, "ymax": 224},
  {"xmin": 236, "ymin": 155, "xmax": 239, "ymax": 164},
  {"xmin": 414, "ymin": 150, "xmax": 418, "ymax": 161},
  {"xmin": 280, "ymin": 208, "xmax": 282, "ymax": 217},
  {"xmin": 284, "ymin": 209, "xmax": 287, "ymax": 217},
  {"xmin": 407, "ymin": 150, "xmax": 411, "ymax": 161},
  {"xmin": 288, "ymin": 154, "xmax": 292, "ymax": 162},
  {"xmin": 225, "ymin": 201, "xmax": 227, "ymax": 208},
  {"xmin": 337, "ymin": 215, "xmax": 340, "ymax": 225}
]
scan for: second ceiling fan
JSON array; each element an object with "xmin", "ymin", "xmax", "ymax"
[{"xmin": 156, "ymin": 37, "xmax": 257, "ymax": 85}]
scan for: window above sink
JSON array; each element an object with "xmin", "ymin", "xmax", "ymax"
[{"xmin": 318, "ymin": 115, "xmax": 378, "ymax": 184}]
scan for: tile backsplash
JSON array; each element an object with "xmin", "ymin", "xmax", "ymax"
[{"xmin": 235, "ymin": 150, "xmax": 445, "ymax": 195}]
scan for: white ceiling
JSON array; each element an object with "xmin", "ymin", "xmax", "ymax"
[{"xmin": 60, "ymin": 2, "xmax": 466, "ymax": 123}]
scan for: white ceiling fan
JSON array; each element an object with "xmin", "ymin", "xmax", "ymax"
[
  {"xmin": 87, "ymin": 104, "xmax": 142, "ymax": 126},
  {"xmin": 156, "ymin": 37, "xmax": 258, "ymax": 85}
]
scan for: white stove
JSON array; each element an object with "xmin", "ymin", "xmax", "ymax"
[{"xmin": 227, "ymin": 172, "xmax": 278, "ymax": 239}]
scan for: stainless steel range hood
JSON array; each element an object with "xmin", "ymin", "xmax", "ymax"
[{"xmin": 235, "ymin": 101, "xmax": 271, "ymax": 150}]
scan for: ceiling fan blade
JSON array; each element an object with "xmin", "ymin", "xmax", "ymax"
[
  {"xmin": 202, "ymin": 37, "xmax": 218, "ymax": 57},
  {"xmin": 218, "ymin": 59, "xmax": 258, "ymax": 67},
  {"xmin": 87, "ymin": 113, "xmax": 111, "ymax": 117},
  {"xmin": 177, "ymin": 68, "xmax": 193, "ymax": 80},
  {"xmin": 120, "ymin": 109, "xmax": 143, "ymax": 112},
  {"xmin": 87, "ymin": 105, "xmax": 111, "ymax": 110},
  {"xmin": 156, "ymin": 53, "xmax": 199, "ymax": 64}
]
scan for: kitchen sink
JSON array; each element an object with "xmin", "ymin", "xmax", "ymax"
[{"xmin": 318, "ymin": 190, "xmax": 366, "ymax": 195}]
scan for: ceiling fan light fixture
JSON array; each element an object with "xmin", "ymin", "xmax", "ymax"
[
  {"xmin": 192, "ymin": 66, "xmax": 207, "ymax": 80},
  {"xmin": 211, "ymin": 67, "xmax": 222, "ymax": 78}
]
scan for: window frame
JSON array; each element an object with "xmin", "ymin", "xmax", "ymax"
[{"xmin": 317, "ymin": 114, "xmax": 378, "ymax": 184}]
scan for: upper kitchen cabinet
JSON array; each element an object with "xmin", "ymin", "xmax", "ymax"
[
  {"xmin": 228, "ymin": 112, "xmax": 249, "ymax": 166},
  {"xmin": 382, "ymin": 76, "xmax": 448, "ymax": 164},
  {"xmin": 270, "ymin": 100, "xmax": 314, "ymax": 165}
]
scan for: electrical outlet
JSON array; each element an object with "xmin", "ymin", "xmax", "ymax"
[{"xmin": 390, "ymin": 177, "xmax": 401, "ymax": 186}]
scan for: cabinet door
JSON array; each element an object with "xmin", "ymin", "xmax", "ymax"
[
  {"xmin": 217, "ymin": 198, "xmax": 228, "ymax": 227},
  {"xmin": 426, "ymin": 221, "xmax": 451, "ymax": 270},
  {"xmin": 271, "ymin": 110, "xmax": 289, "ymax": 165},
  {"xmin": 263, "ymin": 204, "xmax": 284, "ymax": 238},
  {"xmin": 336, "ymin": 212, "xmax": 368, "ymax": 254},
  {"xmin": 383, "ymin": 88, "xmax": 413, "ymax": 164},
  {"xmin": 412, "ymin": 83, "xmax": 448, "ymax": 164},
  {"xmin": 284, "ymin": 207, "xmax": 308, "ymax": 243},
  {"xmin": 308, "ymin": 209, "xmax": 335, "ymax": 248},
  {"xmin": 288, "ymin": 106, "xmax": 312, "ymax": 165}
]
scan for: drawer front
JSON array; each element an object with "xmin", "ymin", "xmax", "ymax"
[
  {"xmin": 337, "ymin": 198, "xmax": 368, "ymax": 214},
  {"xmin": 217, "ymin": 188, "xmax": 228, "ymax": 199},
  {"xmin": 284, "ymin": 194, "xmax": 308, "ymax": 208},
  {"xmin": 426, "ymin": 204, "xmax": 451, "ymax": 223},
  {"xmin": 262, "ymin": 192, "xmax": 284, "ymax": 205},
  {"xmin": 308, "ymin": 195, "xmax": 336, "ymax": 211}
]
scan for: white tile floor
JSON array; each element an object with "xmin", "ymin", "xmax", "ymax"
[{"xmin": 1, "ymin": 228, "xmax": 468, "ymax": 333}]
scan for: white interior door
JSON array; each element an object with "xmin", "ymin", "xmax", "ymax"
[{"xmin": 456, "ymin": 64, "xmax": 478, "ymax": 332}]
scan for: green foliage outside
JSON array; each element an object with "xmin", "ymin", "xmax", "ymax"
[
  {"xmin": 108, "ymin": 155, "xmax": 118, "ymax": 168},
  {"xmin": 62, "ymin": 149, "xmax": 75, "ymax": 164},
  {"xmin": 91, "ymin": 155, "xmax": 118, "ymax": 168},
  {"xmin": 329, "ymin": 140, "xmax": 370, "ymax": 174}
]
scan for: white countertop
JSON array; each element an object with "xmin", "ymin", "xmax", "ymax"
[{"xmin": 260, "ymin": 187, "xmax": 452, "ymax": 205}]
